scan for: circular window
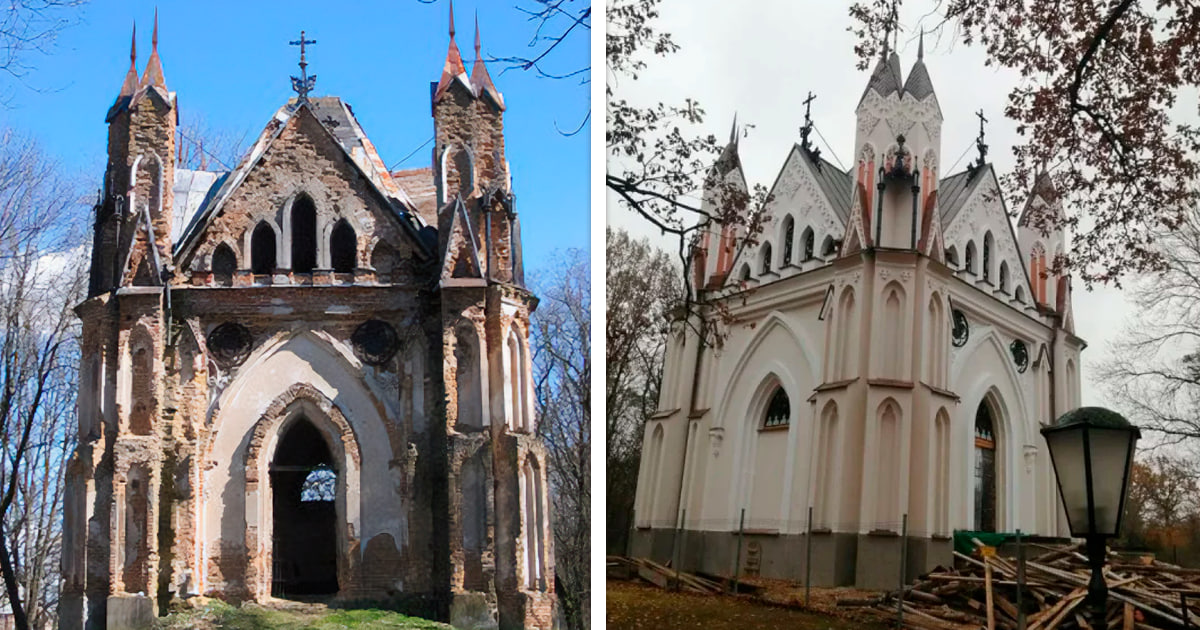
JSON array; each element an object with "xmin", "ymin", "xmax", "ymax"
[
  {"xmin": 207, "ymin": 323, "xmax": 253, "ymax": 366},
  {"xmin": 951, "ymin": 310, "xmax": 970, "ymax": 348},
  {"xmin": 352, "ymin": 319, "xmax": 400, "ymax": 366},
  {"xmin": 1011, "ymin": 340, "xmax": 1029, "ymax": 373}
]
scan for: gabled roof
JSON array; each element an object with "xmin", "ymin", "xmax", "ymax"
[
  {"xmin": 808, "ymin": 153, "xmax": 853, "ymax": 223},
  {"xmin": 174, "ymin": 97, "xmax": 432, "ymax": 261},
  {"xmin": 937, "ymin": 165, "xmax": 990, "ymax": 225}
]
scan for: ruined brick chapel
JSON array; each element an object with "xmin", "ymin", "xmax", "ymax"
[{"xmin": 61, "ymin": 7, "xmax": 555, "ymax": 630}]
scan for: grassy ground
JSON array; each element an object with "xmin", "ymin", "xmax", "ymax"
[
  {"xmin": 607, "ymin": 580, "xmax": 892, "ymax": 630},
  {"xmin": 155, "ymin": 599, "xmax": 454, "ymax": 630}
]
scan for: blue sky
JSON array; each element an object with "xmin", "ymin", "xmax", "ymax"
[{"xmin": 1, "ymin": 0, "xmax": 590, "ymax": 270}]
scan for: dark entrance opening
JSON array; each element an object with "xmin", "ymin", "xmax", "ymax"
[
  {"xmin": 271, "ymin": 418, "xmax": 338, "ymax": 597},
  {"xmin": 974, "ymin": 400, "xmax": 997, "ymax": 532}
]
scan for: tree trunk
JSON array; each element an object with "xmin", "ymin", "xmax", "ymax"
[{"xmin": 0, "ymin": 522, "xmax": 28, "ymax": 630}]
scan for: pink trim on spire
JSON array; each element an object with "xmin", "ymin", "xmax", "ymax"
[
  {"xmin": 117, "ymin": 21, "xmax": 139, "ymax": 98},
  {"xmin": 469, "ymin": 12, "xmax": 504, "ymax": 109},
  {"xmin": 433, "ymin": 0, "xmax": 468, "ymax": 104}
]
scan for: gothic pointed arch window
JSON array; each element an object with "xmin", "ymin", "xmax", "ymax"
[
  {"xmin": 945, "ymin": 245, "xmax": 959, "ymax": 269},
  {"xmin": 330, "ymin": 219, "xmax": 357, "ymax": 273},
  {"xmin": 291, "ymin": 195, "xmax": 317, "ymax": 273},
  {"xmin": 739, "ymin": 263, "xmax": 751, "ymax": 282},
  {"xmin": 802, "ymin": 227, "xmax": 815, "ymax": 262},
  {"xmin": 251, "ymin": 222, "xmax": 276, "ymax": 275},
  {"xmin": 762, "ymin": 387, "xmax": 790, "ymax": 429},
  {"xmin": 821, "ymin": 235, "xmax": 836, "ymax": 258},
  {"xmin": 983, "ymin": 232, "xmax": 995, "ymax": 282},
  {"xmin": 974, "ymin": 400, "xmax": 998, "ymax": 532},
  {"xmin": 965, "ymin": 240, "xmax": 977, "ymax": 275},
  {"xmin": 212, "ymin": 243, "xmax": 236, "ymax": 286},
  {"xmin": 522, "ymin": 459, "xmax": 547, "ymax": 589},
  {"xmin": 781, "ymin": 216, "xmax": 794, "ymax": 266},
  {"xmin": 999, "ymin": 261, "xmax": 1010, "ymax": 293},
  {"xmin": 760, "ymin": 243, "xmax": 773, "ymax": 275}
]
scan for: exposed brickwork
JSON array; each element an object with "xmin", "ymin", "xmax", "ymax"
[{"xmin": 61, "ymin": 19, "xmax": 555, "ymax": 630}]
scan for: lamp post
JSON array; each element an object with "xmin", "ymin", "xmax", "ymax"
[{"xmin": 1041, "ymin": 407, "xmax": 1140, "ymax": 627}]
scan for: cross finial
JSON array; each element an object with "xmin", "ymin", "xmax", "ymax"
[
  {"xmin": 975, "ymin": 109, "xmax": 990, "ymax": 168},
  {"xmin": 800, "ymin": 91, "xmax": 817, "ymax": 150},
  {"xmin": 289, "ymin": 30, "xmax": 318, "ymax": 102}
]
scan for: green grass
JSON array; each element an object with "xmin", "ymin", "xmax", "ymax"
[{"xmin": 155, "ymin": 599, "xmax": 453, "ymax": 630}]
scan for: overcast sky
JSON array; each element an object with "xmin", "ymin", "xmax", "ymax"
[{"xmin": 606, "ymin": 0, "xmax": 1138, "ymax": 409}]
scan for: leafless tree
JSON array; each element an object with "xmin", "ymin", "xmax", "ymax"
[
  {"xmin": 0, "ymin": 130, "xmax": 88, "ymax": 630},
  {"xmin": 531, "ymin": 249, "xmax": 589, "ymax": 630},
  {"xmin": 176, "ymin": 116, "xmax": 248, "ymax": 172},
  {"xmin": 605, "ymin": 228, "xmax": 678, "ymax": 554},
  {"xmin": 607, "ymin": 0, "xmax": 769, "ymax": 325},
  {"xmin": 1099, "ymin": 206, "xmax": 1200, "ymax": 444}
]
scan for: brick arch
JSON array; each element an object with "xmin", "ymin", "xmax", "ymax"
[
  {"xmin": 244, "ymin": 382, "xmax": 361, "ymax": 488},
  {"xmin": 241, "ymin": 382, "xmax": 363, "ymax": 600}
]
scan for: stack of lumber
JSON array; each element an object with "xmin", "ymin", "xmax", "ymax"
[
  {"xmin": 855, "ymin": 541, "xmax": 1200, "ymax": 629},
  {"xmin": 607, "ymin": 555, "xmax": 723, "ymax": 594}
]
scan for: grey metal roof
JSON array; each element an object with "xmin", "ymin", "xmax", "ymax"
[
  {"xmin": 903, "ymin": 59, "xmax": 935, "ymax": 100},
  {"xmin": 171, "ymin": 169, "xmax": 224, "ymax": 243},
  {"xmin": 859, "ymin": 52, "xmax": 904, "ymax": 105},
  {"xmin": 809, "ymin": 152, "xmax": 853, "ymax": 223},
  {"xmin": 938, "ymin": 164, "xmax": 990, "ymax": 226}
]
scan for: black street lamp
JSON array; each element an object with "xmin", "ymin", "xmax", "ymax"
[{"xmin": 1041, "ymin": 407, "xmax": 1140, "ymax": 627}]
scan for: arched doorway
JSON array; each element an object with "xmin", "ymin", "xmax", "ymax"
[
  {"xmin": 271, "ymin": 418, "xmax": 339, "ymax": 596},
  {"xmin": 973, "ymin": 400, "xmax": 998, "ymax": 532}
]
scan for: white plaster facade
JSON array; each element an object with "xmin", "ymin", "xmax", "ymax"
[{"xmin": 632, "ymin": 44, "xmax": 1082, "ymax": 587}]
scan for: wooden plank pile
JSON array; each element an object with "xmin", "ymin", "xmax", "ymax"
[
  {"xmin": 607, "ymin": 555, "xmax": 724, "ymax": 595},
  {"xmin": 854, "ymin": 541, "xmax": 1200, "ymax": 629}
]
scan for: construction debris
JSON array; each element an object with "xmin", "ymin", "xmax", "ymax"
[
  {"xmin": 607, "ymin": 556, "xmax": 724, "ymax": 595},
  {"xmin": 849, "ymin": 541, "xmax": 1200, "ymax": 629}
]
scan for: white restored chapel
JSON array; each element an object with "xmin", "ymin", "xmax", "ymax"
[{"xmin": 630, "ymin": 37, "xmax": 1084, "ymax": 589}]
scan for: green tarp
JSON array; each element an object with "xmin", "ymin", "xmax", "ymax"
[{"xmin": 953, "ymin": 530, "xmax": 1018, "ymax": 556}]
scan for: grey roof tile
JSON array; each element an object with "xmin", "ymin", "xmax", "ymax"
[{"xmin": 938, "ymin": 165, "xmax": 989, "ymax": 226}]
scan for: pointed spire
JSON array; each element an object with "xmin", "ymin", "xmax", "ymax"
[
  {"xmin": 713, "ymin": 114, "xmax": 741, "ymax": 177},
  {"xmin": 903, "ymin": 30, "xmax": 936, "ymax": 100},
  {"xmin": 117, "ymin": 20, "xmax": 139, "ymax": 99},
  {"xmin": 434, "ymin": 0, "xmax": 468, "ymax": 104},
  {"xmin": 139, "ymin": 9, "xmax": 166, "ymax": 89},
  {"xmin": 469, "ymin": 11, "xmax": 504, "ymax": 109}
]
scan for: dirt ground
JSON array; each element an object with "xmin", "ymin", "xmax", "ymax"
[{"xmin": 606, "ymin": 579, "xmax": 893, "ymax": 630}]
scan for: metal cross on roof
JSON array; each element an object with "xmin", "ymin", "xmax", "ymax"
[
  {"xmin": 799, "ymin": 91, "xmax": 816, "ymax": 150},
  {"xmin": 290, "ymin": 30, "xmax": 317, "ymax": 102},
  {"xmin": 975, "ymin": 109, "xmax": 990, "ymax": 168}
]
